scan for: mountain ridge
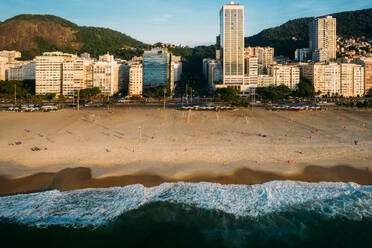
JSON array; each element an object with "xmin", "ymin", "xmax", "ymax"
[
  {"xmin": 245, "ymin": 8, "xmax": 372, "ymax": 58},
  {"xmin": 0, "ymin": 14, "xmax": 147, "ymax": 60}
]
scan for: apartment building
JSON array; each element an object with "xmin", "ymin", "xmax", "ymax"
[
  {"xmin": 302, "ymin": 63, "xmax": 340, "ymax": 96},
  {"xmin": 257, "ymin": 47, "xmax": 274, "ymax": 71},
  {"xmin": 258, "ymin": 75, "xmax": 274, "ymax": 88},
  {"xmin": 354, "ymin": 57, "xmax": 372, "ymax": 95},
  {"xmin": 93, "ymin": 61, "xmax": 120, "ymax": 96},
  {"xmin": 0, "ymin": 50, "xmax": 21, "ymax": 62},
  {"xmin": 62, "ymin": 58, "xmax": 86, "ymax": 96},
  {"xmin": 220, "ymin": 2, "xmax": 245, "ymax": 87},
  {"xmin": 309, "ymin": 16, "xmax": 337, "ymax": 62},
  {"xmin": 123, "ymin": 62, "xmax": 143, "ymax": 96},
  {"xmin": 340, "ymin": 63, "xmax": 365, "ymax": 97},
  {"xmin": 270, "ymin": 64, "xmax": 300, "ymax": 90},
  {"xmin": 35, "ymin": 52, "xmax": 70, "ymax": 95}
]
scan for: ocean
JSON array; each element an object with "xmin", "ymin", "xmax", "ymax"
[{"xmin": 0, "ymin": 181, "xmax": 372, "ymax": 248}]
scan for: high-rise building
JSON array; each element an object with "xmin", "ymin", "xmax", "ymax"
[
  {"xmin": 257, "ymin": 47, "xmax": 274, "ymax": 71},
  {"xmin": 35, "ymin": 52, "xmax": 70, "ymax": 95},
  {"xmin": 143, "ymin": 49, "xmax": 170, "ymax": 89},
  {"xmin": 123, "ymin": 62, "xmax": 143, "ymax": 96},
  {"xmin": 62, "ymin": 58, "xmax": 86, "ymax": 96},
  {"xmin": 302, "ymin": 63, "xmax": 340, "ymax": 96},
  {"xmin": 270, "ymin": 64, "xmax": 300, "ymax": 90},
  {"xmin": 340, "ymin": 63, "xmax": 364, "ymax": 97},
  {"xmin": 220, "ymin": 2, "xmax": 245, "ymax": 88},
  {"xmin": 93, "ymin": 58, "xmax": 120, "ymax": 96},
  {"xmin": 309, "ymin": 16, "xmax": 337, "ymax": 62},
  {"xmin": 354, "ymin": 57, "xmax": 372, "ymax": 96},
  {"xmin": 208, "ymin": 60, "xmax": 223, "ymax": 87}
]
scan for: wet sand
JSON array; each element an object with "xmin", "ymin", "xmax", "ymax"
[{"xmin": 1, "ymin": 165, "xmax": 372, "ymax": 196}]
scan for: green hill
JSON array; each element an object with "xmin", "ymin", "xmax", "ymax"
[
  {"xmin": 245, "ymin": 8, "xmax": 372, "ymax": 58},
  {"xmin": 0, "ymin": 14, "xmax": 148, "ymax": 59}
]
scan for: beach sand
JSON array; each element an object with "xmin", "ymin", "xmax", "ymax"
[{"xmin": 0, "ymin": 108, "xmax": 371, "ymax": 195}]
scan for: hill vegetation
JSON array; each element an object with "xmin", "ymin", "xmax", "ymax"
[
  {"xmin": 245, "ymin": 8, "xmax": 372, "ymax": 58},
  {"xmin": 0, "ymin": 14, "xmax": 148, "ymax": 60}
]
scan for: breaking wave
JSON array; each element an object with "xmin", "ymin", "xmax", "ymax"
[{"xmin": 1, "ymin": 181, "xmax": 372, "ymax": 227}]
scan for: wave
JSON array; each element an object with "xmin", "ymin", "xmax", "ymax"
[{"xmin": 0, "ymin": 181, "xmax": 372, "ymax": 227}]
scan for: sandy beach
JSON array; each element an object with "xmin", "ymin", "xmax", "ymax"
[{"xmin": 0, "ymin": 107, "xmax": 372, "ymax": 195}]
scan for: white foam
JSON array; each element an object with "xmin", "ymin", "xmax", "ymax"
[{"xmin": 0, "ymin": 181, "xmax": 371, "ymax": 227}]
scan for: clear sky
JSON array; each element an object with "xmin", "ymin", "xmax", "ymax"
[{"xmin": 0, "ymin": 0, "xmax": 371, "ymax": 46}]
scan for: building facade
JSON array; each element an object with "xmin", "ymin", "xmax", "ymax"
[
  {"xmin": 309, "ymin": 16, "xmax": 337, "ymax": 62},
  {"xmin": 35, "ymin": 52, "xmax": 69, "ymax": 95},
  {"xmin": 339, "ymin": 63, "xmax": 364, "ymax": 97},
  {"xmin": 9, "ymin": 61, "xmax": 35, "ymax": 81},
  {"xmin": 302, "ymin": 63, "xmax": 340, "ymax": 96},
  {"xmin": 143, "ymin": 49, "xmax": 170, "ymax": 89},
  {"xmin": 354, "ymin": 57, "xmax": 372, "ymax": 95},
  {"xmin": 270, "ymin": 64, "xmax": 300, "ymax": 90},
  {"xmin": 220, "ymin": 2, "xmax": 245, "ymax": 88}
]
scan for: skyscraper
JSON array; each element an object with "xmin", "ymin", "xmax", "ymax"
[
  {"xmin": 309, "ymin": 16, "xmax": 337, "ymax": 62},
  {"xmin": 220, "ymin": 2, "xmax": 244, "ymax": 89}
]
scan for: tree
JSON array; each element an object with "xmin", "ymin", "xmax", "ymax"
[
  {"xmin": 292, "ymin": 79, "xmax": 315, "ymax": 98},
  {"xmin": 256, "ymin": 85, "xmax": 291, "ymax": 101},
  {"xmin": 215, "ymin": 88, "xmax": 240, "ymax": 103}
]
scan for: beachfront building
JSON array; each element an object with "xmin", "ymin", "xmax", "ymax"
[
  {"xmin": 302, "ymin": 63, "xmax": 340, "ymax": 96},
  {"xmin": 123, "ymin": 61, "xmax": 143, "ymax": 96},
  {"xmin": 8, "ymin": 61, "xmax": 35, "ymax": 81},
  {"xmin": 354, "ymin": 57, "xmax": 372, "ymax": 96},
  {"xmin": 309, "ymin": 16, "xmax": 337, "ymax": 62},
  {"xmin": 92, "ymin": 55, "xmax": 120, "ymax": 96},
  {"xmin": 339, "ymin": 63, "xmax": 365, "ymax": 97},
  {"xmin": 35, "ymin": 52, "xmax": 71, "ymax": 95},
  {"xmin": 143, "ymin": 49, "xmax": 170, "ymax": 89},
  {"xmin": 270, "ymin": 64, "xmax": 300, "ymax": 90},
  {"xmin": 62, "ymin": 58, "xmax": 86, "ymax": 96},
  {"xmin": 219, "ymin": 2, "xmax": 245, "ymax": 90}
]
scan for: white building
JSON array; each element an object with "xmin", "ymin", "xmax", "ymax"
[
  {"xmin": 62, "ymin": 58, "xmax": 86, "ymax": 96},
  {"xmin": 35, "ymin": 52, "xmax": 70, "ymax": 95},
  {"xmin": 220, "ymin": 2, "xmax": 245, "ymax": 88},
  {"xmin": 309, "ymin": 16, "xmax": 337, "ymax": 62},
  {"xmin": 302, "ymin": 63, "xmax": 340, "ymax": 96},
  {"xmin": 270, "ymin": 64, "xmax": 300, "ymax": 90},
  {"xmin": 340, "ymin": 63, "xmax": 365, "ymax": 97},
  {"xmin": 93, "ymin": 55, "xmax": 120, "ymax": 96},
  {"xmin": 124, "ymin": 62, "xmax": 143, "ymax": 96},
  {"xmin": 258, "ymin": 75, "xmax": 274, "ymax": 88}
]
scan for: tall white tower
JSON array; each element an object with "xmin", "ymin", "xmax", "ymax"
[
  {"xmin": 309, "ymin": 16, "xmax": 337, "ymax": 62},
  {"xmin": 220, "ymin": 2, "xmax": 245, "ymax": 89}
]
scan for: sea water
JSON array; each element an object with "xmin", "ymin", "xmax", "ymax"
[{"xmin": 0, "ymin": 181, "xmax": 372, "ymax": 247}]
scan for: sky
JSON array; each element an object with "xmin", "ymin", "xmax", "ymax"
[{"xmin": 0, "ymin": 0, "xmax": 371, "ymax": 46}]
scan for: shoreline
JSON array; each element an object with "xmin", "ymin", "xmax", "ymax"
[
  {"xmin": 1, "ymin": 108, "xmax": 372, "ymax": 195},
  {"xmin": 1, "ymin": 164, "xmax": 372, "ymax": 196}
]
